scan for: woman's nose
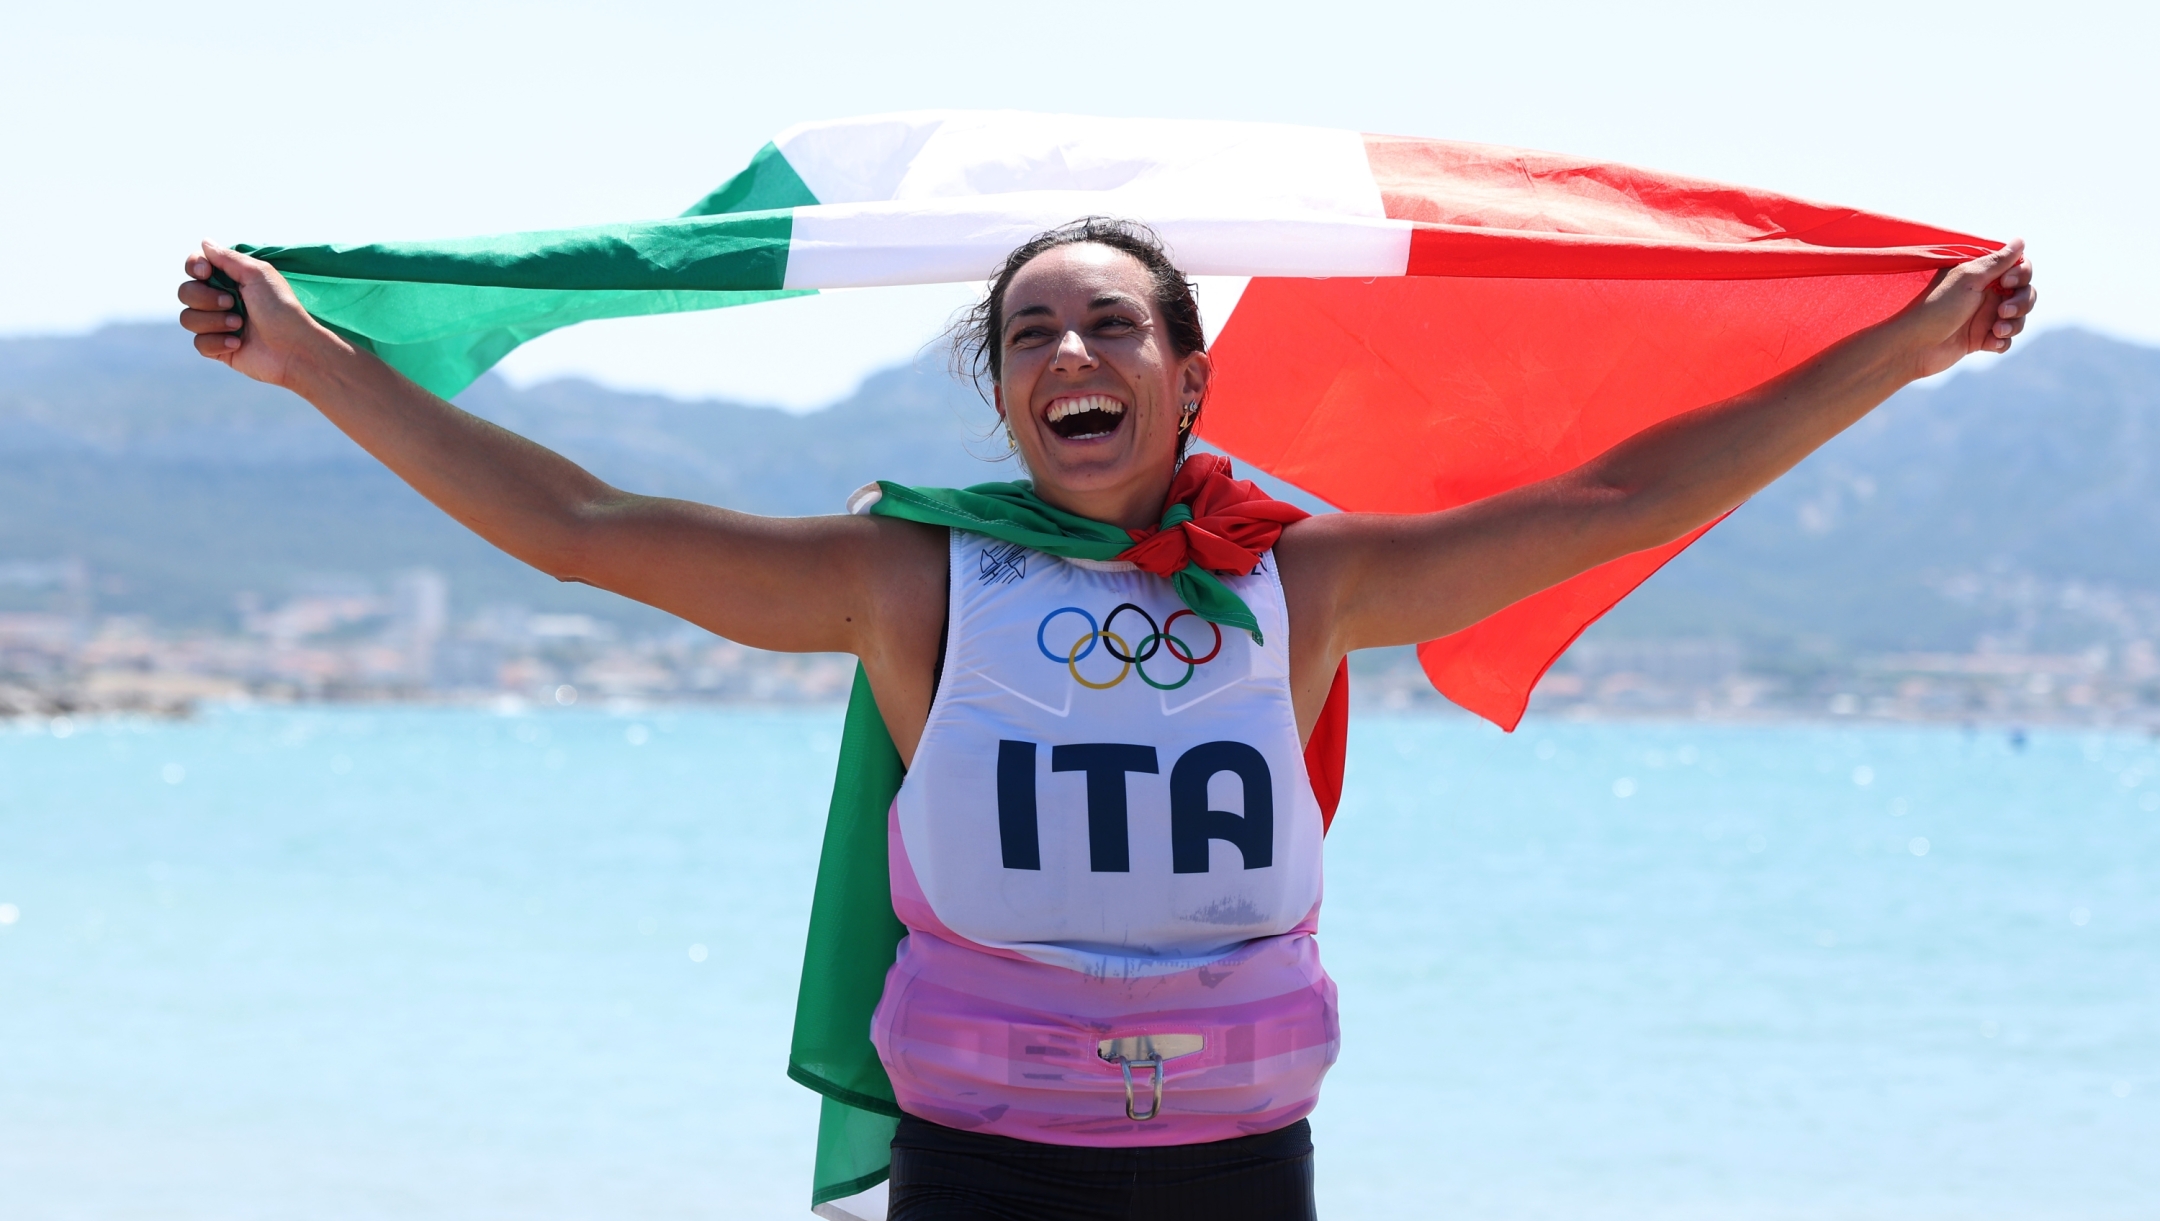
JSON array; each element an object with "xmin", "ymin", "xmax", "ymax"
[{"xmin": 1050, "ymin": 329, "xmax": 1096, "ymax": 372}]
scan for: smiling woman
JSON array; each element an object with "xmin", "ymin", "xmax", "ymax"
[{"xmin": 179, "ymin": 158, "xmax": 2031, "ymax": 1214}]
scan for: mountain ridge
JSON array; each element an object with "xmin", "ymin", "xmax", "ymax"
[{"xmin": 3, "ymin": 323, "xmax": 2155, "ymax": 661}]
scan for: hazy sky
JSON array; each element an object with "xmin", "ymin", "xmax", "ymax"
[{"xmin": 8, "ymin": 0, "xmax": 2149, "ymax": 407}]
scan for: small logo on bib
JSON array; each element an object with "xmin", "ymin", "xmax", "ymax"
[{"xmin": 978, "ymin": 542, "xmax": 1029, "ymax": 585}]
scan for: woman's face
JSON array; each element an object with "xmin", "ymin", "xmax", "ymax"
[{"xmin": 994, "ymin": 243, "xmax": 1209, "ymax": 508}]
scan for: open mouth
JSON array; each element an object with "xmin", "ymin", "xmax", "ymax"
[{"xmin": 1044, "ymin": 394, "xmax": 1128, "ymax": 440}]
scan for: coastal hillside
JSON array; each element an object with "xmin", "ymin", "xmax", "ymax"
[
  {"xmin": 2, "ymin": 323, "xmax": 2156, "ymax": 664},
  {"xmin": 0, "ymin": 325, "xmax": 1014, "ymax": 626},
  {"xmin": 1599, "ymin": 327, "xmax": 2160, "ymax": 658}
]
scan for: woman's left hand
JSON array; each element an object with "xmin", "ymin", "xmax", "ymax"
[{"xmin": 1902, "ymin": 240, "xmax": 2038, "ymax": 379}]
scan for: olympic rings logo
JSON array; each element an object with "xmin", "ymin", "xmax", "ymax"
[{"xmin": 1036, "ymin": 603, "xmax": 1224, "ymax": 691}]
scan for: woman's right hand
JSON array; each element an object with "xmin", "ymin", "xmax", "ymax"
[{"xmin": 177, "ymin": 241, "xmax": 344, "ymax": 390}]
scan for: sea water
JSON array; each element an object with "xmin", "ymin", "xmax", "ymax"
[{"xmin": 0, "ymin": 707, "xmax": 2152, "ymax": 1220}]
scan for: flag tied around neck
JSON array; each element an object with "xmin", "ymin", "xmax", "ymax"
[
  {"xmin": 855, "ymin": 454, "xmax": 1310, "ymax": 644},
  {"xmin": 1120, "ymin": 455, "xmax": 1313, "ymax": 597},
  {"xmin": 234, "ymin": 108, "xmax": 1996, "ymax": 731}
]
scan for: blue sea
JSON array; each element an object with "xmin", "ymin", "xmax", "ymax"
[{"xmin": 1, "ymin": 707, "xmax": 2154, "ymax": 1220}]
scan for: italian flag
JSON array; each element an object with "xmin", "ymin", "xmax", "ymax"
[
  {"xmin": 246, "ymin": 109, "xmax": 1993, "ymax": 729},
  {"xmin": 242, "ymin": 112, "xmax": 1997, "ymax": 1217}
]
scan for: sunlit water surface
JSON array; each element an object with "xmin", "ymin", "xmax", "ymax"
[{"xmin": 0, "ymin": 708, "xmax": 2153, "ymax": 1220}]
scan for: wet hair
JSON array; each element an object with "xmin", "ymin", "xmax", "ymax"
[{"xmin": 949, "ymin": 217, "xmax": 1208, "ymax": 456}]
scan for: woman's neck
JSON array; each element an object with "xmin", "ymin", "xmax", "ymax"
[{"xmin": 1029, "ymin": 464, "xmax": 1177, "ymax": 531}]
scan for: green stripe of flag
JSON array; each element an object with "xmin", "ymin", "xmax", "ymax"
[
  {"xmin": 245, "ymin": 209, "xmax": 798, "ymax": 291},
  {"xmin": 277, "ymin": 275, "xmax": 805, "ymax": 399},
  {"xmin": 237, "ymin": 141, "xmax": 824, "ymax": 398}
]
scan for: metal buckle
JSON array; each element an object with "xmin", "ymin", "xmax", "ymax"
[{"xmin": 1096, "ymin": 1033, "xmax": 1204, "ymax": 1121}]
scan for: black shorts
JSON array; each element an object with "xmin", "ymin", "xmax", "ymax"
[{"xmin": 887, "ymin": 1113, "xmax": 1318, "ymax": 1221}]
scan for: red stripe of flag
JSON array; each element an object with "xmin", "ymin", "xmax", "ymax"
[{"xmin": 1202, "ymin": 137, "xmax": 1991, "ymax": 729}]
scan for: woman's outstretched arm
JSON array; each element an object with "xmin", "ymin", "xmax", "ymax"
[
  {"xmin": 176, "ymin": 243, "xmax": 947, "ymax": 743},
  {"xmin": 1279, "ymin": 242, "xmax": 2037, "ymax": 699}
]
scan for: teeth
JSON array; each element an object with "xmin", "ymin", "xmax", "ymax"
[{"xmin": 1047, "ymin": 395, "xmax": 1127, "ymax": 423}]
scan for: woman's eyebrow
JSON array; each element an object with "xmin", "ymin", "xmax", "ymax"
[{"xmin": 1004, "ymin": 294, "xmax": 1145, "ymax": 331}]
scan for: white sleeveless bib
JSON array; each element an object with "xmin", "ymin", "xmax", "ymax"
[{"xmin": 872, "ymin": 529, "xmax": 1338, "ymax": 1144}]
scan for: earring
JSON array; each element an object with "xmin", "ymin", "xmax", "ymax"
[{"xmin": 1178, "ymin": 401, "xmax": 1199, "ymax": 434}]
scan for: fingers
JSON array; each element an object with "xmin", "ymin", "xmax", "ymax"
[
  {"xmin": 179, "ymin": 305, "xmax": 244, "ymax": 335},
  {"xmin": 193, "ymin": 329, "xmax": 241, "ymax": 357},
  {"xmin": 1946, "ymin": 241, "xmax": 2034, "ymax": 353},
  {"xmin": 1986, "ymin": 306, "xmax": 2026, "ymax": 350},
  {"xmin": 179, "ymin": 260, "xmax": 245, "ymax": 350},
  {"xmin": 1989, "ymin": 255, "xmax": 2037, "ymax": 343},
  {"xmin": 1997, "ymin": 282, "xmax": 2038, "ymax": 321},
  {"xmin": 177, "ymin": 279, "xmax": 235, "ymax": 311},
  {"xmin": 180, "ymin": 241, "xmax": 289, "ymax": 363}
]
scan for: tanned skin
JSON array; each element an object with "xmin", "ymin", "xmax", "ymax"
[{"xmin": 177, "ymin": 239, "xmax": 2035, "ymax": 760}]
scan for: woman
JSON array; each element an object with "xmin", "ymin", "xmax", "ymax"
[{"xmin": 178, "ymin": 218, "xmax": 2033, "ymax": 1220}]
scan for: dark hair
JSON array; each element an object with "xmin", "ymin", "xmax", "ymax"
[{"xmin": 950, "ymin": 217, "xmax": 1208, "ymax": 456}]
